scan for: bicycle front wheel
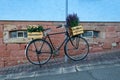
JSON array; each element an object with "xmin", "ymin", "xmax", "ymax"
[
  {"xmin": 64, "ymin": 36, "xmax": 89, "ymax": 61},
  {"xmin": 25, "ymin": 39, "xmax": 52, "ymax": 65}
]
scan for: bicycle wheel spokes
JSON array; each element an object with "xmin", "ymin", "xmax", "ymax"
[
  {"xmin": 65, "ymin": 37, "xmax": 89, "ymax": 61},
  {"xmin": 26, "ymin": 39, "xmax": 52, "ymax": 65},
  {"xmin": 70, "ymin": 37, "xmax": 80, "ymax": 49}
]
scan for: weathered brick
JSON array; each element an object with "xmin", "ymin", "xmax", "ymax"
[
  {"xmin": 4, "ymin": 24, "xmax": 17, "ymax": 31},
  {"xmin": 91, "ymin": 47, "xmax": 103, "ymax": 52},
  {"xmin": 83, "ymin": 26, "xmax": 95, "ymax": 31},
  {"xmin": 0, "ymin": 62, "xmax": 4, "ymax": 68},
  {"xmin": 0, "ymin": 50, "xmax": 4, "ymax": 57},
  {"xmin": 105, "ymin": 32, "xmax": 117, "ymax": 38},
  {"xmin": 105, "ymin": 26, "xmax": 116, "ymax": 32},
  {"xmin": 0, "ymin": 38, "xmax": 3, "ymax": 44},
  {"xmin": 116, "ymin": 26, "xmax": 120, "ymax": 32},
  {"xmin": 0, "ymin": 50, "xmax": 10, "ymax": 57},
  {"xmin": 0, "ymin": 56, "xmax": 3, "ymax": 61},
  {"xmin": 0, "ymin": 44, "xmax": 6, "ymax": 50},
  {"xmin": 115, "ymin": 37, "xmax": 120, "ymax": 43},
  {"xmin": 19, "ymin": 44, "xmax": 27, "ymax": 50},
  {"xmin": 0, "ymin": 24, "xmax": 3, "ymax": 31},
  {"xmin": 19, "ymin": 50, "xmax": 25, "ymax": 57},
  {"xmin": 103, "ymin": 38, "xmax": 115, "ymax": 43},
  {"xmin": 95, "ymin": 26, "xmax": 106, "ymax": 32},
  {"xmin": 3, "ymin": 57, "xmax": 10, "ymax": 67},
  {"xmin": 10, "ymin": 50, "xmax": 25, "ymax": 57},
  {"xmin": 0, "ymin": 31, "xmax": 3, "ymax": 38},
  {"xmin": 7, "ymin": 44, "xmax": 20, "ymax": 50},
  {"xmin": 0, "ymin": 21, "xmax": 120, "ymax": 68},
  {"xmin": 9, "ymin": 56, "xmax": 26, "ymax": 65},
  {"xmin": 118, "ymin": 43, "xmax": 120, "ymax": 48},
  {"xmin": 103, "ymin": 42, "xmax": 112, "ymax": 49},
  {"xmin": 5, "ymin": 60, "xmax": 18, "ymax": 67},
  {"xmin": 117, "ymin": 32, "xmax": 120, "ymax": 37},
  {"xmin": 0, "ymin": 47, "xmax": 8, "ymax": 57},
  {"xmin": 3, "ymin": 57, "xmax": 10, "ymax": 62}
]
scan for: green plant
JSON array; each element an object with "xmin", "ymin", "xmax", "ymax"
[
  {"xmin": 66, "ymin": 13, "xmax": 79, "ymax": 28},
  {"xmin": 27, "ymin": 25, "xmax": 44, "ymax": 32}
]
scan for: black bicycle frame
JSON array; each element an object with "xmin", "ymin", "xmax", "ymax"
[{"xmin": 43, "ymin": 31, "xmax": 70, "ymax": 51}]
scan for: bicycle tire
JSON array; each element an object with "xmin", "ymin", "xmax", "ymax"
[
  {"xmin": 64, "ymin": 36, "xmax": 89, "ymax": 61},
  {"xmin": 25, "ymin": 39, "xmax": 52, "ymax": 65}
]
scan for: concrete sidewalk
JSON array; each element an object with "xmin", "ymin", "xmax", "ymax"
[
  {"xmin": 10, "ymin": 64, "xmax": 120, "ymax": 80},
  {"xmin": 0, "ymin": 49, "xmax": 120, "ymax": 80}
]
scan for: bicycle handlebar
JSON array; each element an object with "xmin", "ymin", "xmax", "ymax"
[
  {"xmin": 56, "ymin": 25, "xmax": 62, "ymax": 28},
  {"xmin": 56, "ymin": 24, "xmax": 65, "ymax": 29},
  {"xmin": 43, "ymin": 28, "xmax": 51, "ymax": 31}
]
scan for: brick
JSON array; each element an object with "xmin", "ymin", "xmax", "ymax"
[
  {"xmin": 5, "ymin": 60, "xmax": 18, "ymax": 67},
  {"xmin": 0, "ymin": 24, "xmax": 3, "ymax": 31},
  {"xmin": 0, "ymin": 48, "xmax": 8, "ymax": 57},
  {"xmin": 0, "ymin": 31, "xmax": 3, "ymax": 38},
  {"xmin": 3, "ymin": 57, "xmax": 10, "ymax": 62},
  {"xmin": 16, "ymin": 25, "xmax": 23, "ymax": 30},
  {"xmin": 0, "ymin": 44, "xmax": 6, "ymax": 50},
  {"xmin": 99, "ymin": 32, "xmax": 106, "ymax": 39},
  {"xmin": 103, "ymin": 42, "xmax": 112, "ymax": 49},
  {"xmin": 84, "ymin": 26, "xmax": 96, "ymax": 31},
  {"xmin": 2, "ymin": 57, "xmax": 10, "ymax": 67},
  {"xmin": 0, "ymin": 56, "xmax": 3, "ymax": 59},
  {"xmin": 105, "ymin": 26, "xmax": 116, "ymax": 32},
  {"xmin": 4, "ymin": 24, "xmax": 17, "ymax": 31},
  {"xmin": 0, "ymin": 62, "xmax": 4, "ymax": 68},
  {"xmin": 0, "ymin": 38, "xmax": 3, "ymax": 44},
  {"xmin": 1, "ymin": 21, "xmax": 120, "ymax": 68},
  {"xmin": 117, "ymin": 32, "xmax": 120, "ymax": 37},
  {"xmin": 115, "ymin": 37, "xmax": 120, "ymax": 43},
  {"xmin": 7, "ymin": 44, "xmax": 20, "ymax": 50},
  {"xmin": 19, "ymin": 50, "xmax": 25, "ymax": 57},
  {"xmin": 10, "ymin": 50, "xmax": 25, "ymax": 57},
  {"xmin": 9, "ymin": 56, "xmax": 26, "ymax": 65},
  {"xmin": 91, "ymin": 47, "xmax": 103, "ymax": 52},
  {"xmin": 105, "ymin": 32, "xmax": 117, "ymax": 38},
  {"xmin": 9, "ymin": 56, "xmax": 20, "ymax": 62},
  {"xmin": 0, "ymin": 50, "xmax": 4, "ymax": 57},
  {"xmin": 3, "ymin": 51, "xmax": 10, "ymax": 57},
  {"xmin": 103, "ymin": 38, "xmax": 115, "ymax": 43},
  {"xmin": 0, "ymin": 50, "xmax": 10, "ymax": 57},
  {"xmin": 19, "ymin": 44, "xmax": 27, "ymax": 50},
  {"xmin": 118, "ymin": 43, "xmax": 120, "ymax": 48},
  {"xmin": 95, "ymin": 26, "xmax": 106, "ymax": 32},
  {"xmin": 116, "ymin": 26, "xmax": 120, "ymax": 32}
]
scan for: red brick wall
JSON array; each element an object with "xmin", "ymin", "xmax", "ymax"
[
  {"xmin": 0, "ymin": 21, "xmax": 66, "ymax": 68},
  {"xmin": 0, "ymin": 21, "xmax": 120, "ymax": 68}
]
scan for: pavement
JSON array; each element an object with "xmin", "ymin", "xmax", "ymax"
[{"xmin": 0, "ymin": 49, "xmax": 120, "ymax": 80}]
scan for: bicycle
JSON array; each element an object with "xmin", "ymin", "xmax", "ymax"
[{"xmin": 25, "ymin": 25, "xmax": 89, "ymax": 65}]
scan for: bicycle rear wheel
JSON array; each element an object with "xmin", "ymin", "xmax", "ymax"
[
  {"xmin": 25, "ymin": 39, "xmax": 52, "ymax": 65},
  {"xmin": 64, "ymin": 36, "xmax": 89, "ymax": 61}
]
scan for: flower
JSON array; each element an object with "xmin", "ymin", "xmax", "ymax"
[
  {"xmin": 66, "ymin": 13, "xmax": 79, "ymax": 28},
  {"xmin": 27, "ymin": 25, "xmax": 44, "ymax": 32}
]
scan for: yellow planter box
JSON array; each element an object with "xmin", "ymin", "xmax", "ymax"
[
  {"xmin": 27, "ymin": 32, "xmax": 43, "ymax": 39},
  {"xmin": 69, "ymin": 25, "xmax": 84, "ymax": 36}
]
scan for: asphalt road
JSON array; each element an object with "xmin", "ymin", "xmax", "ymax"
[{"xmin": 12, "ymin": 64, "xmax": 120, "ymax": 80}]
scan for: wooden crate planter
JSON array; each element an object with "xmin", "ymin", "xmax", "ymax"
[
  {"xmin": 69, "ymin": 25, "xmax": 84, "ymax": 36},
  {"xmin": 27, "ymin": 32, "xmax": 43, "ymax": 39}
]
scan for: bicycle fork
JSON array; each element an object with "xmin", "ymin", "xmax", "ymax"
[{"xmin": 69, "ymin": 36, "xmax": 80, "ymax": 49}]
